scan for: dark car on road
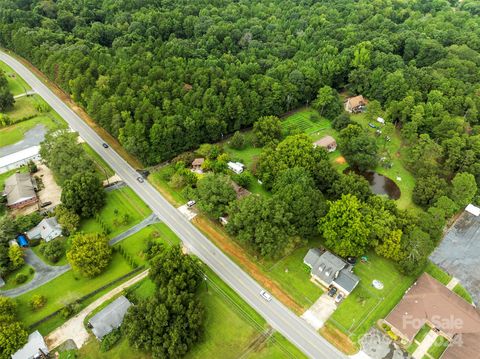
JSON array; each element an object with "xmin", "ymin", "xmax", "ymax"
[
  {"xmin": 102, "ymin": 143, "xmax": 109, "ymax": 148},
  {"xmin": 136, "ymin": 176, "xmax": 144, "ymax": 183}
]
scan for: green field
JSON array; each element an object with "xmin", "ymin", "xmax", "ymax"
[
  {"xmin": 4, "ymin": 95, "xmax": 39, "ymax": 121},
  {"xmin": 15, "ymin": 252, "xmax": 132, "ymax": 330},
  {"xmin": 224, "ymin": 144, "xmax": 263, "ymax": 171},
  {"xmin": 80, "ymin": 187, "xmax": 151, "ymax": 238},
  {"xmin": 82, "ymin": 143, "xmax": 115, "ymax": 179},
  {"xmin": 114, "ymin": 223, "xmax": 181, "ymax": 265},
  {"xmin": 328, "ymin": 252, "xmax": 415, "ymax": 343},
  {"xmin": 262, "ymin": 240, "xmax": 324, "ymax": 309},
  {"xmin": 0, "ymin": 60, "xmax": 31, "ymax": 95},
  {"xmin": 0, "ymin": 264, "xmax": 34, "ymax": 290},
  {"xmin": 281, "ymin": 108, "xmax": 331, "ymax": 135}
]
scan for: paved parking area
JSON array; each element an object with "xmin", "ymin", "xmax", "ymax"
[
  {"xmin": 301, "ymin": 293, "xmax": 337, "ymax": 330},
  {"xmin": 430, "ymin": 211, "xmax": 480, "ymax": 304},
  {"xmin": 177, "ymin": 204, "xmax": 197, "ymax": 221}
]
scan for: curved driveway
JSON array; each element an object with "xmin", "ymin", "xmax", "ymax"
[{"xmin": 0, "ymin": 50, "xmax": 346, "ymax": 359}]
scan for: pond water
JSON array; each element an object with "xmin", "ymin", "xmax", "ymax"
[{"xmin": 345, "ymin": 169, "xmax": 401, "ymax": 200}]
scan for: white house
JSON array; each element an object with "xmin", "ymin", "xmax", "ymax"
[
  {"xmin": 11, "ymin": 331, "xmax": 49, "ymax": 359},
  {"xmin": 26, "ymin": 217, "xmax": 62, "ymax": 242},
  {"xmin": 227, "ymin": 161, "xmax": 244, "ymax": 174}
]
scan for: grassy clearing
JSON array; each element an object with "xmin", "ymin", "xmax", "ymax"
[
  {"xmin": 114, "ymin": 223, "xmax": 181, "ymax": 265},
  {"xmin": 15, "ymin": 252, "xmax": 132, "ymax": 329},
  {"xmin": 0, "ymin": 264, "xmax": 34, "ymax": 290},
  {"xmin": 281, "ymin": 108, "xmax": 330, "ymax": 135},
  {"xmin": 80, "ymin": 187, "xmax": 151, "ymax": 238},
  {"xmin": 424, "ymin": 261, "xmax": 452, "ymax": 285},
  {"xmin": 4, "ymin": 95, "xmax": 39, "ymax": 121},
  {"xmin": 453, "ymin": 283, "xmax": 473, "ymax": 304},
  {"xmin": 0, "ymin": 60, "xmax": 31, "ymax": 95},
  {"xmin": 328, "ymin": 252, "xmax": 415, "ymax": 344},
  {"xmin": 81, "ymin": 143, "xmax": 115, "ymax": 179},
  {"xmin": 261, "ymin": 240, "xmax": 324, "ymax": 308},
  {"xmin": 0, "ymin": 115, "xmax": 61, "ymax": 148},
  {"xmin": 427, "ymin": 335, "xmax": 449, "ymax": 359}
]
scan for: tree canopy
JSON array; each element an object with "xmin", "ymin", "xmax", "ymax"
[
  {"xmin": 61, "ymin": 172, "xmax": 105, "ymax": 218},
  {"xmin": 67, "ymin": 233, "xmax": 112, "ymax": 277},
  {"xmin": 195, "ymin": 174, "xmax": 236, "ymax": 218}
]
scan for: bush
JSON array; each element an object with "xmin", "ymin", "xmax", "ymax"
[
  {"xmin": 61, "ymin": 302, "xmax": 81, "ymax": 319},
  {"xmin": 229, "ymin": 131, "xmax": 245, "ymax": 149},
  {"xmin": 39, "ymin": 239, "xmax": 65, "ymax": 263},
  {"xmin": 100, "ymin": 327, "xmax": 122, "ymax": 352},
  {"xmin": 30, "ymin": 294, "xmax": 47, "ymax": 310},
  {"xmin": 15, "ymin": 273, "xmax": 27, "ymax": 284}
]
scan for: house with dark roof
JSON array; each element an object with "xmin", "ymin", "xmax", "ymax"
[
  {"xmin": 2, "ymin": 172, "xmax": 38, "ymax": 209},
  {"xmin": 384, "ymin": 273, "xmax": 480, "ymax": 359},
  {"xmin": 26, "ymin": 217, "xmax": 62, "ymax": 242},
  {"xmin": 345, "ymin": 95, "xmax": 367, "ymax": 113},
  {"xmin": 88, "ymin": 296, "xmax": 132, "ymax": 340},
  {"xmin": 303, "ymin": 249, "xmax": 359, "ymax": 296},
  {"xmin": 11, "ymin": 330, "xmax": 49, "ymax": 359},
  {"xmin": 313, "ymin": 135, "xmax": 337, "ymax": 152}
]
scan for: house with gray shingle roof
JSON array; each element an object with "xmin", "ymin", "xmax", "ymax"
[
  {"xmin": 304, "ymin": 249, "xmax": 359, "ymax": 296},
  {"xmin": 88, "ymin": 296, "xmax": 132, "ymax": 340},
  {"xmin": 2, "ymin": 172, "xmax": 38, "ymax": 209},
  {"xmin": 26, "ymin": 217, "xmax": 62, "ymax": 242}
]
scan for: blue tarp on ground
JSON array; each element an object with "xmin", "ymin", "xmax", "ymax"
[{"xmin": 17, "ymin": 235, "xmax": 28, "ymax": 247}]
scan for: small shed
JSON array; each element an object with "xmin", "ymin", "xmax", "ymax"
[
  {"xmin": 191, "ymin": 158, "xmax": 205, "ymax": 172},
  {"xmin": 88, "ymin": 296, "xmax": 132, "ymax": 340},
  {"xmin": 376, "ymin": 117, "xmax": 385, "ymax": 124},
  {"xmin": 17, "ymin": 234, "xmax": 28, "ymax": 248},
  {"xmin": 313, "ymin": 136, "xmax": 337, "ymax": 152},
  {"xmin": 227, "ymin": 161, "xmax": 244, "ymax": 174},
  {"xmin": 11, "ymin": 330, "xmax": 49, "ymax": 359},
  {"xmin": 466, "ymin": 204, "xmax": 480, "ymax": 217}
]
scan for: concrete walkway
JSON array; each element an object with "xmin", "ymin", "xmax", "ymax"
[
  {"xmin": 13, "ymin": 90, "xmax": 36, "ymax": 99},
  {"xmin": 413, "ymin": 330, "xmax": 438, "ymax": 359},
  {"xmin": 109, "ymin": 213, "xmax": 160, "ymax": 245},
  {"xmin": 0, "ymin": 249, "xmax": 70, "ymax": 297},
  {"xmin": 45, "ymin": 269, "xmax": 149, "ymax": 350},
  {"xmin": 446, "ymin": 277, "xmax": 459, "ymax": 290}
]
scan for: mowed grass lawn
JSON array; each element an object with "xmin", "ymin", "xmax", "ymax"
[
  {"xmin": 114, "ymin": 223, "xmax": 181, "ymax": 265},
  {"xmin": 328, "ymin": 252, "xmax": 415, "ymax": 343},
  {"xmin": 81, "ymin": 143, "xmax": 115, "ymax": 179},
  {"xmin": 261, "ymin": 240, "xmax": 324, "ymax": 309},
  {"xmin": 15, "ymin": 252, "xmax": 132, "ymax": 329},
  {"xmin": 0, "ymin": 115, "xmax": 61, "ymax": 147},
  {"xmin": 77, "ymin": 266, "xmax": 305, "ymax": 359},
  {"xmin": 4, "ymin": 95, "xmax": 40, "ymax": 121},
  {"xmin": 0, "ymin": 60, "xmax": 31, "ymax": 95},
  {"xmin": 80, "ymin": 187, "xmax": 151, "ymax": 238},
  {"xmin": 0, "ymin": 264, "xmax": 34, "ymax": 290}
]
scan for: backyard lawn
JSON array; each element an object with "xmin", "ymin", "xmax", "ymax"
[
  {"xmin": 0, "ymin": 60, "xmax": 31, "ymax": 95},
  {"xmin": 424, "ymin": 261, "xmax": 452, "ymax": 285},
  {"xmin": 15, "ymin": 252, "xmax": 133, "ymax": 329},
  {"xmin": 31, "ymin": 240, "xmax": 69, "ymax": 266},
  {"xmin": 80, "ymin": 187, "xmax": 151, "ymax": 238},
  {"xmin": 328, "ymin": 252, "xmax": 415, "ymax": 344}
]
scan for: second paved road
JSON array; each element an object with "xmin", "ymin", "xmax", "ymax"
[{"xmin": 0, "ymin": 50, "xmax": 346, "ymax": 359}]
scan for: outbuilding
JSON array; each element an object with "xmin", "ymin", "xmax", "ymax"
[
  {"xmin": 313, "ymin": 136, "xmax": 337, "ymax": 152},
  {"xmin": 11, "ymin": 330, "xmax": 49, "ymax": 359},
  {"xmin": 227, "ymin": 161, "xmax": 244, "ymax": 174},
  {"xmin": 3, "ymin": 172, "xmax": 38, "ymax": 209},
  {"xmin": 88, "ymin": 295, "xmax": 132, "ymax": 340}
]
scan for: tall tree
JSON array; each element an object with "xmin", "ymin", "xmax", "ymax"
[
  {"xmin": 338, "ymin": 124, "xmax": 378, "ymax": 171},
  {"xmin": 67, "ymin": 233, "xmax": 112, "ymax": 277},
  {"xmin": 61, "ymin": 172, "xmax": 105, "ymax": 218},
  {"xmin": 195, "ymin": 174, "xmax": 236, "ymax": 218},
  {"xmin": 252, "ymin": 115, "xmax": 283, "ymax": 147}
]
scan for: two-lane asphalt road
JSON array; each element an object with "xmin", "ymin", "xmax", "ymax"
[{"xmin": 0, "ymin": 50, "xmax": 346, "ymax": 359}]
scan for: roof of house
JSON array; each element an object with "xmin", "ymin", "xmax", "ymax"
[
  {"xmin": 385, "ymin": 273, "xmax": 480, "ymax": 343},
  {"xmin": 0, "ymin": 145, "xmax": 40, "ymax": 169},
  {"xmin": 192, "ymin": 158, "xmax": 204, "ymax": 166},
  {"xmin": 304, "ymin": 248, "xmax": 323, "ymax": 267},
  {"xmin": 26, "ymin": 217, "xmax": 61, "ymax": 240},
  {"xmin": 313, "ymin": 135, "xmax": 337, "ymax": 148},
  {"xmin": 304, "ymin": 249, "xmax": 346, "ymax": 284},
  {"xmin": 465, "ymin": 204, "xmax": 480, "ymax": 217},
  {"xmin": 11, "ymin": 330, "xmax": 49, "ymax": 359},
  {"xmin": 346, "ymin": 95, "xmax": 366, "ymax": 108},
  {"xmin": 89, "ymin": 296, "xmax": 132, "ymax": 339},
  {"xmin": 3, "ymin": 172, "xmax": 36, "ymax": 206},
  {"xmin": 333, "ymin": 267, "xmax": 359, "ymax": 293}
]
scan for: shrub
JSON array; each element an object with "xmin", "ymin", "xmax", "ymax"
[
  {"xmin": 39, "ymin": 239, "xmax": 65, "ymax": 263},
  {"xmin": 229, "ymin": 131, "xmax": 245, "ymax": 149},
  {"xmin": 61, "ymin": 302, "xmax": 80, "ymax": 319},
  {"xmin": 30, "ymin": 294, "xmax": 47, "ymax": 310},
  {"xmin": 15, "ymin": 273, "xmax": 27, "ymax": 284},
  {"xmin": 100, "ymin": 327, "xmax": 122, "ymax": 352}
]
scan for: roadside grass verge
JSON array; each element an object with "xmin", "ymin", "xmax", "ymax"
[
  {"xmin": 0, "ymin": 264, "xmax": 34, "ymax": 290},
  {"xmin": 15, "ymin": 252, "xmax": 132, "ymax": 330},
  {"xmin": 0, "ymin": 60, "xmax": 31, "ymax": 95},
  {"xmin": 328, "ymin": 252, "xmax": 415, "ymax": 344},
  {"xmin": 82, "ymin": 143, "xmax": 115, "ymax": 179},
  {"xmin": 80, "ymin": 187, "xmax": 151, "ymax": 239}
]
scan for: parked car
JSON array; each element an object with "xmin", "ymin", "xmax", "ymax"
[
  {"xmin": 102, "ymin": 143, "xmax": 109, "ymax": 148},
  {"xmin": 346, "ymin": 257, "xmax": 356, "ymax": 265},
  {"xmin": 260, "ymin": 290, "xmax": 272, "ymax": 302},
  {"xmin": 187, "ymin": 200, "xmax": 196, "ymax": 207},
  {"xmin": 335, "ymin": 293, "xmax": 344, "ymax": 303},
  {"xmin": 40, "ymin": 201, "xmax": 52, "ymax": 208},
  {"xmin": 328, "ymin": 286, "xmax": 337, "ymax": 297},
  {"xmin": 136, "ymin": 176, "xmax": 144, "ymax": 183},
  {"xmin": 368, "ymin": 123, "xmax": 376, "ymax": 129}
]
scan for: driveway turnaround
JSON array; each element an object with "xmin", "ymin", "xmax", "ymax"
[
  {"xmin": 430, "ymin": 211, "xmax": 480, "ymax": 304},
  {"xmin": 109, "ymin": 213, "xmax": 160, "ymax": 245},
  {"xmin": 0, "ymin": 50, "xmax": 345, "ymax": 359},
  {"xmin": 0, "ymin": 249, "xmax": 70, "ymax": 297}
]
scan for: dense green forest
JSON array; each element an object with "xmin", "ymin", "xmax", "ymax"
[{"xmin": 1, "ymin": 0, "xmax": 480, "ymax": 166}]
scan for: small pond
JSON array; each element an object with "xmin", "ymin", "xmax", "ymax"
[{"xmin": 344, "ymin": 169, "xmax": 401, "ymax": 200}]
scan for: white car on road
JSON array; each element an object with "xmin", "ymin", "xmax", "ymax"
[{"xmin": 260, "ymin": 290, "xmax": 272, "ymax": 302}]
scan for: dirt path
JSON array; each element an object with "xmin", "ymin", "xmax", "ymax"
[{"xmin": 45, "ymin": 270, "xmax": 149, "ymax": 350}]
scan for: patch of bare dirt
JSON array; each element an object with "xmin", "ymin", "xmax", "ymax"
[{"xmin": 319, "ymin": 322, "xmax": 358, "ymax": 355}]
